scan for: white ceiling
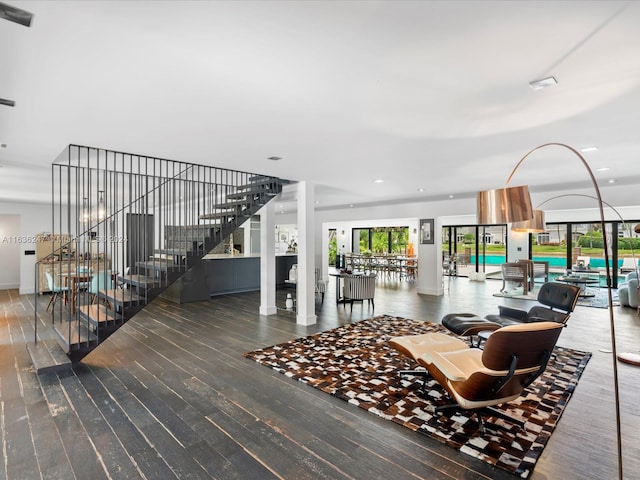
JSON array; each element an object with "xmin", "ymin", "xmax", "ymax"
[{"xmin": 2, "ymin": 0, "xmax": 640, "ymax": 212}]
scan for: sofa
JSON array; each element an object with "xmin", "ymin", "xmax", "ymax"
[{"xmin": 618, "ymin": 271, "xmax": 639, "ymax": 309}]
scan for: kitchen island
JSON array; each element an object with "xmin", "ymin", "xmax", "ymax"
[{"xmin": 161, "ymin": 253, "xmax": 297, "ymax": 304}]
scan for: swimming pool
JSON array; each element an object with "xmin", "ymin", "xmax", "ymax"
[
  {"xmin": 470, "ymin": 254, "xmax": 567, "ymax": 267},
  {"xmin": 468, "ymin": 254, "xmax": 627, "ymax": 285},
  {"xmin": 470, "ymin": 254, "xmax": 624, "ymax": 269}
]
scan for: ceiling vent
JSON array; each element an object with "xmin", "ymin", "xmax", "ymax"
[
  {"xmin": 0, "ymin": 2, "xmax": 33, "ymax": 27},
  {"xmin": 529, "ymin": 76, "xmax": 557, "ymax": 90}
]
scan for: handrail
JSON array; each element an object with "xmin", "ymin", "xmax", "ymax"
[
  {"xmin": 55, "ymin": 143, "xmax": 267, "ymax": 177},
  {"xmin": 35, "ymin": 143, "xmax": 285, "ymax": 358}
]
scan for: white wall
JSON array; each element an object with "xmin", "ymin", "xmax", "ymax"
[
  {"xmin": 0, "ymin": 202, "xmax": 52, "ymax": 294},
  {"xmin": 0, "ymin": 214, "xmax": 20, "ymax": 289}
]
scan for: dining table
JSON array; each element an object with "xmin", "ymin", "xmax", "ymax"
[
  {"xmin": 396, "ymin": 256, "xmax": 417, "ymax": 280},
  {"xmin": 328, "ymin": 267, "xmax": 364, "ymax": 305},
  {"xmin": 58, "ymin": 271, "xmax": 92, "ymax": 313}
]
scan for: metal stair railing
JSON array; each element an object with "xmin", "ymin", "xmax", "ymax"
[{"xmin": 36, "ymin": 144, "xmax": 285, "ymax": 362}]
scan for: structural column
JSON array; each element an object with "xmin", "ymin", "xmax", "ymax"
[
  {"xmin": 416, "ymin": 216, "xmax": 444, "ymax": 296},
  {"xmin": 259, "ymin": 200, "xmax": 277, "ymax": 315},
  {"xmin": 508, "ymin": 229, "xmax": 529, "ymax": 261},
  {"xmin": 296, "ymin": 181, "xmax": 317, "ymax": 325}
]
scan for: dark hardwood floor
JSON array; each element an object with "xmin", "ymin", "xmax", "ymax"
[{"xmin": 1, "ymin": 276, "xmax": 639, "ymax": 479}]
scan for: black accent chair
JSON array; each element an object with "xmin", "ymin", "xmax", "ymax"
[
  {"xmin": 441, "ymin": 282, "xmax": 580, "ymax": 345},
  {"xmin": 485, "ymin": 281, "xmax": 581, "ymax": 326}
]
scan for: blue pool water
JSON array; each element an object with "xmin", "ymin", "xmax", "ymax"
[
  {"xmin": 470, "ymin": 254, "xmax": 626, "ymax": 269},
  {"xmin": 470, "ymin": 254, "xmax": 566, "ymax": 267},
  {"xmin": 468, "ymin": 254, "xmax": 629, "ymax": 286}
]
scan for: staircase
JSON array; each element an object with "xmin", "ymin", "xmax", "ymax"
[{"xmin": 32, "ymin": 145, "xmax": 286, "ymax": 367}]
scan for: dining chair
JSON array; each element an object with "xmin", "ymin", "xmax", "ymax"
[
  {"xmin": 45, "ymin": 271, "xmax": 69, "ymax": 311},
  {"xmin": 75, "ymin": 266, "xmax": 92, "ymax": 291},
  {"xmin": 315, "ymin": 268, "xmax": 327, "ymax": 303},
  {"xmin": 89, "ymin": 270, "xmax": 114, "ymax": 304}
]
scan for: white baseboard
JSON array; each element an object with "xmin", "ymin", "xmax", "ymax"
[
  {"xmin": 296, "ymin": 313, "xmax": 317, "ymax": 326},
  {"xmin": 417, "ymin": 286, "xmax": 445, "ymax": 296},
  {"xmin": 260, "ymin": 305, "xmax": 278, "ymax": 316}
]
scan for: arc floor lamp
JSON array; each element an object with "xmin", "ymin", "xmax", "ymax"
[{"xmin": 476, "ymin": 143, "xmax": 623, "ymax": 480}]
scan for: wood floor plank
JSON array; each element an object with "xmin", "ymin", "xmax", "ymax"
[
  {"xmin": 58, "ymin": 367, "xmax": 142, "ymax": 479},
  {"xmin": 2, "ymin": 312, "xmax": 43, "ymax": 479},
  {"xmin": 75, "ymin": 364, "xmax": 180, "ymax": 479},
  {"xmin": 118, "ymin": 304, "xmax": 497, "ymax": 480},
  {"xmin": 1, "ymin": 278, "xmax": 638, "ymax": 480},
  {"xmin": 86, "ymin": 330, "xmax": 283, "ymax": 479}
]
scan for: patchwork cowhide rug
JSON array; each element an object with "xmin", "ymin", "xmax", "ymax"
[{"xmin": 244, "ymin": 315, "xmax": 591, "ymax": 479}]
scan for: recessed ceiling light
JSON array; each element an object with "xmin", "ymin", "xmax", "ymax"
[
  {"xmin": 349, "ymin": 204, "xmax": 354, "ymax": 208},
  {"xmin": 267, "ymin": 156, "xmax": 282, "ymax": 161},
  {"xmin": 608, "ymin": 179, "xmax": 616, "ymax": 183},
  {"xmin": 529, "ymin": 76, "xmax": 557, "ymax": 90},
  {"xmin": 417, "ymin": 188, "xmax": 424, "ymax": 192},
  {"xmin": 596, "ymin": 167, "xmax": 610, "ymax": 172},
  {"xmin": 581, "ymin": 146, "xmax": 598, "ymax": 152},
  {"xmin": 449, "ymin": 195, "xmax": 454, "ymax": 198},
  {"xmin": 373, "ymin": 179, "xmax": 384, "ymax": 184}
]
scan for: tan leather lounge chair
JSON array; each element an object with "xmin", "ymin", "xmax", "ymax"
[{"xmin": 390, "ymin": 322, "xmax": 564, "ymax": 431}]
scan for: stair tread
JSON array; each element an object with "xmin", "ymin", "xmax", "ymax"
[
  {"xmin": 54, "ymin": 321, "xmax": 97, "ymax": 346},
  {"xmin": 155, "ymin": 248, "xmax": 189, "ymax": 254},
  {"xmin": 199, "ymin": 212, "xmax": 236, "ymax": 220},
  {"xmin": 226, "ymin": 190, "xmax": 270, "ymax": 199},
  {"xmin": 237, "ymin": 178, "xmax": 281, "ymax": 189},
  {"xmin": 220, "ymin": 199, "xmax": 252, "ymax": 206},
  {"xmin": 162, "ymin": 244, "xmax": 206, "ymax": 250},
  {"xmin": 78, "ymin": 304, "xmax": 121, "ymax": 323},
  {"xmin": 99, "ymin": 289, "xmax": 144, "ymax": 304},
  {"xmin": 117, "ymin": 274, "xmax": 161, "ymax": 288},
  {"xmin": 137, "ymin": 260, "xmax": 184, "ymax": 271},
  {"xmin": 27, "ymin": 339, "xmax": 72, "ymax": 375}
]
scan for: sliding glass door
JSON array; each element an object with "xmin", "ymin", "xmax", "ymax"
[
  {"xmin": 352, "ymin": 227, "xmax": 410, "ymax": 254},
  {"xmin": 531, "ymin": 223, "xmax": 568, "ymax": 276},
  {"xmin": 442, "ymin": 225, "xmax": 507, "ymax": 278},
  {"xmin": 479, "ymin": 225, "xmax": 507, "ymax": 277},
  {"xmin": 618, "ymin": 222, "xmax": 640, "ymax": 277},
  {"xmin": 445, "ymin": 220, "xmax": 638, "ymax": 286}
]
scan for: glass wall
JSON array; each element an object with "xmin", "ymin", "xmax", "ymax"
[
  {"xmin": 351, "ymin": 226, "xmax": 410, "ymax": 254},
  {"xmin": 532, "ymin": 223, "xmax": 568, "ymax": 274},
  {"xmin": 442, "ymin": 225, "xmax": 506, "ymax": 277},
  {"xmin": 478, "ymin": 225, "xmax": 507, "ymax": 277},
  {"xmin": 618, "ymin": 222, "xmax": 640, "ymax": 275},
  {"xmin": 571, "ymin": 222, "xmax": 606, "ymax": 270},
  {"xmin": 371, "ymin": 228, "xmax": 390, "ymax": 253},
  {"xmin": 445, "ymin": 220, "xmax": 639, "ymax": 286},
  {"xmin": 328, "ymin": 229, "xmax": 337, "ymax": 266}
]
